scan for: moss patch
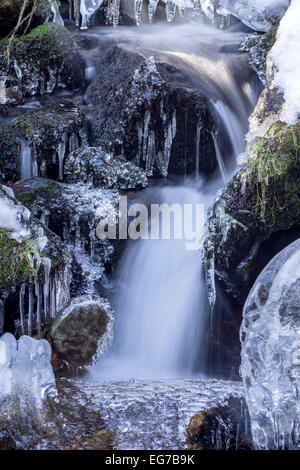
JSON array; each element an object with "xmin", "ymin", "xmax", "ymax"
[
  {"xmin": 247, "ymin": 121, "xmax": 300, "ymax": 228},
  {"xmin": 0, "ymin": 228, "xmax": 35, "ymax": 288}
]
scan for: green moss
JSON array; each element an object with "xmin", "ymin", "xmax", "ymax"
[
  {"xmin": 16, "ymin": 180, "xmax": 58, "ymax": 210},
  {"xmin": 247, "ymin": 121, "xmax": 300, "ymax": 227},
  {"xmin": 0, "ymin": 228, "xmax": 35, "ymax": 288}
]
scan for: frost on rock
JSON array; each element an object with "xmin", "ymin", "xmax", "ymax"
[
  {"xmin": 0, "ymin": 185, "xmax": 71, "ymax": 337},
  {"xmin": 270, "ymin": 0, "xmax": 300, "ymax": 125},
  {"xmin": 240, "ymin": 239, "xmax": 300, "ymax": 450}
]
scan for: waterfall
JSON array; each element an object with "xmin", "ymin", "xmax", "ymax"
[{"xmin": 20, "ymin": 139, "xmax": 33, "ymax": 180}]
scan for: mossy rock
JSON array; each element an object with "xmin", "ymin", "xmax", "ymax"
[
  {"xmin": 205, "ymin": 120, "xmax": 300, "ymax": 306},
  {"xmin": 0, "ymin": 100, "xmax": 87, "ymax": 182},
  {"xmin": 0, "ymin": 23, "xmax": 85, "ymax": 99},
  {"xmin": 0, "ymin": 0, "xmax": 52, "ymax": 38}
]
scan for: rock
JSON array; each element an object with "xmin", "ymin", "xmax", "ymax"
[
  {"xmin": 205, "ymin": 120, "xmax": 300, "ymax": 307},
  {"xmin": 204, "ymin": 121, "xmax": 300, "ymax": 375},
  {"xmin": 0, "ymin": 0, "xmax": 52, "ymax": 38},
  {"xmin": 186, "ymin": 396, "xmax": 252, "ymax": 450},
  {"xmin": 240, "ymin": 27, "xmax": 278, "ymax": 85},
  {"xmin": 87, "ymin": 46, "xmax": 216, "ymax": 177},
  {"xmin": 0, "ymin": 100, "xmax": 87, "ymax": 182},
  {"xmin": 64, "ymin": 146, "xmax": 148, "ymax": 190},
  {"xmin": 50, "ymin": 295, "xmax": 114, "ymax": 367},
  {"xmin": 13, "ymin": 177, "xmax": 121, "ymax": 294},
  {"xmin": 0, "ymin": 185, "xmax": 71, "ymax": 337},
  {"xmin": 240, "ymin": 239, "xmax": 300, "ymax": 449},
  {"xmin": 0, "ymin": 23, "xmax": 85, "ymax": 101}
]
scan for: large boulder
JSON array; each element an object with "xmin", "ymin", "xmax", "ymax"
[
  {"xmin": 49, "ymin": 294, "xmax": 114, "ymax": 367},
  {"xmin": 0, "ymin": 185, "xmax": 71, "ymax": 337},
  {"xmin": 186, "ymin": 396, "xmax": 252, "ymax": 450},
  {"xmin": 0, "ymin": 23, "xmax": 85, "ymax": 102},
  {"xmin": 0, "ymin": 100, "xmax": 88, "ymax": 182},
  {"xmin": 240, "ymin": 239, "xmax": 300, "ymax": 450},
  {"xmin": 88, "ymin": 47, "xmax": 216, "ymax": 177}
]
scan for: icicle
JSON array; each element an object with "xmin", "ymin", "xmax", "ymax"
[
  {"xmin": 19, "ymin": 284, "xmax": 26, "ymax": 335},
  {"xmin": 74, "ymin": 0, "xmax": 80, "ymax": 27},
  {"xmin": 20, "ymin": 139, "xmax": 32, "ymax": 180},
  {"xmin": 42, "ymin": 258, "xmax": 51, "ymax": 323},
  {"xmin": 14, "ymin": 61, "xmax": 22, "ymax": 81},
  {"xmin": 148, "ymin": 0, "xmax": 159, "ymax": 23},
  {"xmin": 68, "ymin": 0, "xmax": 73, "ymax": 19},
  {"xmin": 57, "ymin": 133, "xmax": 66, "ymax": 180},
  {"xmin": 166, "ymin": 0, "xmax": 177, "ymax": 22},
  {"xmin": 32, "ymin": 146, "xmax": 38, "ymax": 177},
  {"xmin": 69, "ymin": 133, "xmax": 79, "ymax": 153},
  {"xmin": 27, "ymin": 284, "xmax": 33, "ymax": 336},
  {"xmin": 195, "ymin": 120, "xmax": 202, "ymax": 179},
  {"xmin": 50, "ymin": 277, "xmax": 56, "ymax": 319},
  {"xmin": 134, "ymin": 0, "xmax": 143, "ymax": 26},
  {"xmin": 211, "ymin": 132, "xmax": 227, "ymax": 183},
  {"xmin": 145, "ymin": 130, "xmax": 156, "ymax": 176},
  {"xmin": 142, "ymin": 110, "xmax": 151, "ymax": 161},
  {"xmin": 50, "ymin": 0, "xmax": 64, "ymax": 25},
  {"xmin": 112, "ymin": 0, "xmax": 120, "ymax": 27},
  {"xmin": 35, "ymin": 280, "xmax": 41, "ymax": 337},
  {"xmin": 0, "ymin": 300, "xmax": 4, "ymax": 336}
]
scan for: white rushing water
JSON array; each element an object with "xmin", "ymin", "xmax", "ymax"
[{"xmin": 88, "ymin": 23, "xmax": 254, "ymax": 382}]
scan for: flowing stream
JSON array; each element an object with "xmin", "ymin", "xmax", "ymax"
[{"xmin": 66, "ymin": 22, "xmax": 258, "ymax": 449}]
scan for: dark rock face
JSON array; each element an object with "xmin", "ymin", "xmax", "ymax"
[
  {"xmin": 88, "ymin": 45, "xmax": 216, "ymax": 177},
  {"xmin": 64, "ymin": 146, "xmax": 148, "ymax": 190},
  {"xmin": 0, "ymin": 24, "xmax": 85, "ymax": 101},
  {"xmin": 186, "ymin": 396, "xmax": 252, "ymax": 450},
  {"xmin": 50, "ymin": 295, "xmax": 113, "ymax": 367},
  {"xmin": 0, "ymin": 100, "xmax": 87, "ymax": 182}
]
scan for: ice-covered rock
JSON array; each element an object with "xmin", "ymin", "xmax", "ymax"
[
  {"xmin": 0, "ymin": 185, "xmax": 71, "ymax": 337},
  {"xmin": 64, "ymin": 147, "xmax": 148, "ymax": 189},
  {"xmin": 240, "ymin": 238, "xmax": 300, "ymax": 450},
  {"xmin": 88, "ymin": 46, "xmax": 216, "ymax": 177},
  {"xmin": 50, "ymin": 294, "xmax": 114, "ymax": 367}
]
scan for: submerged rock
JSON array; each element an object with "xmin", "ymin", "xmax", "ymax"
[
  {"xmin": 64, "ymin": 146, "xmax": 148, "ymax": 190},
  {"xmin": 240, "ymin": 239, "xmax": 300, "ymax": 449},
  {"xmin": 0, "ymin": 23, "xmax": 85, "ymax": 102},
  {"xmin": 50, "ymin": 295, "xmax": 114, "ymax": 367},
  {"xmin": 0, "ymin": 100, "xmax": 87, "ymax": 182},
  {"xmin": 88, "ymin": 46, "xmax": 216, "ymax": 177},
  {"xmin": 186, "ymin": 396, "xmax": 252, "ymax": 450}
]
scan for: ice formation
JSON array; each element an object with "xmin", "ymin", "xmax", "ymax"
[
  {"xmin": 271, "ymin": 0, "xmax": 300, "ymax": 125},
  {"xmin": 55, "ymin": 0, "xmax": 289, "ymax": 30},
  {"xmin": 240, "ymin": 239, "xmax": 300, "ymax": 450},
  {"xmin": 0, "ymin": 333, "xmax": 57, "ymax": 409}
]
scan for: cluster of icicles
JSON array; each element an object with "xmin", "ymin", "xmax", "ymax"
[{"xmin": 60, "ymin": 0, "xmax": 221, "ymax": 30}]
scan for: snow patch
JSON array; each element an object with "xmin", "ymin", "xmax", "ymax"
[{"xmin": 271, "ymin": 0, "xmax": 300, "ymax": 125}]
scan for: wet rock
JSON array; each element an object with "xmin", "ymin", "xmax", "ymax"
[
  {"xmin": 240, "ymin": 27, "xmax": 278, "ymax": 85},
  {"xmin": 0, "ymin": 23, "xmax": 85, "ymax": 101},
  {"xmin": 13, "ymin": 177, "xmax": 120, "ymax": 294},
  {"xmin": 50, "ymin": 295, "xmax": 114, "ymax": 367},
  {"xmin": 240, "ymin": 239, "xmax": 300, "ymax": 449},
  {"xmin": 0, "ymin": 0, "xmax": 52, "ymax": 38},
  {"xmin": 0, "ymin": 185, "xmax": 71, "ymax": 337},
  {"xmin": 186, "ymin": 396, "xmax": 252, "ymax": 450},
  {"xmin": 204, "ymin": 120, "xmax": 300, "ymax": 308},
  {"xmin": 64, "ymin": 146, "xmax": 148, "ymax": 189},
  {"xmin": 0, "ymin": 100, "xmax": 87, "ymax": 182},
  {"xmin": 87, "ymin": 45, "xmax": 216, "ymax": 177}
]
